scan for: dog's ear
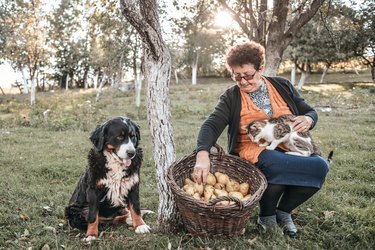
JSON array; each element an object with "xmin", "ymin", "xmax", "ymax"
[
  {"xmin": 90, "ymin": 124, "xmax": 106, "ymax": 151},
  {"xmin": 127, "ymin": 119, "xmax": 141, "ymax": 146}
]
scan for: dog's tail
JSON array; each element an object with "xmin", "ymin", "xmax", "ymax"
[{"xmin": 327, "ymin": 151, "xmax": 334, "ymax": 163}]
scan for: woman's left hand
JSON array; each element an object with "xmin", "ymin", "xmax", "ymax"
[{"xmin": 292, "ymin": 115, "xmax": 313, "ymax": 132}]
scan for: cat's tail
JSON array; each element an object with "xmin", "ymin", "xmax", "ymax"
[{"xmin": 327, "ymin": 151, "xmax": 334, "ymax": 163}]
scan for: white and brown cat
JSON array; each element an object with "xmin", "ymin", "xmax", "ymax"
[{"xmin": 246, "ymin": 114, "xmax": 322, "ymax": 157}]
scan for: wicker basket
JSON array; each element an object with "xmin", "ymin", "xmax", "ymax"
[{"xmin": 167, "ymin": 144, "xmax": 267, "ymax": 237}]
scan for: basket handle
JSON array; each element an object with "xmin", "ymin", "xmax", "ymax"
[
  {"xmin": 207, "ymin": 195, "xmax": 244, "ymax": 212},
  {"xmin": 212, "ymin": 144, "xmax": 225, "ymax": 160}
]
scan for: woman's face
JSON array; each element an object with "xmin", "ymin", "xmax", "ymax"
[{"xmin": 231, "ymin": 64, "xmax": 264, "ymax": 93}]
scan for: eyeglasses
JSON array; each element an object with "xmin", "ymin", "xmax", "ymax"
[{"xmin": 232, "ymin": 70, "xmax": 257, "ymax": 82}]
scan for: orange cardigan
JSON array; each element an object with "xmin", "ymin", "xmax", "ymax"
[{"xmin": 236, "ymin": 77, "xmax": 292, "ymax": 164}]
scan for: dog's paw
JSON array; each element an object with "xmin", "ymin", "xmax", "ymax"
[
  {"xmin": 141, "ymin": 209, "xmax": 154, "ymax": 217},
  {"xmin": 135, "ymin": 224, "xmax": 151, "ymax": 234},
  {"xmin": 83, "ymin": 235, "xmax": 97, "ymax": 242}
]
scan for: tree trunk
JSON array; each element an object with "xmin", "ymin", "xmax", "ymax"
[
  {"xmin": 174, "ymin": 69, "xmax": 179, "ymax": 84},
  {"xmin": 21, "ymin": 68, "xmax": 28, "ymax": 94},
  {"xmin": 0, "ymin": 86, "xmax": 5, "ymax": 95},
  {"xmin": 219, "ymin": 0, "xmax": 325, "ymax": 76},
  {"xmin": 371, "ymin": 65, "xmax": 375, "ymax": 83},
  {"xmin": 320, "ymin": 63, "xmax": 330, "ymax": 83},
  {"xmin": 121, "ymin": 0, "xmax": 179, "ymax": 233},
  {"xmin": 83, "ymin": 66, "xmax": 89, "ymax": 89},
  {"xmin": 135, "ymin": 72, "xmax": 142, "ymax": 107},
  {"xmin": 96, "ymin": 75, "xmax": 107, "ymax": 102},
  {"xmin": 30, "ymin": 76, "xmax": 36, "ymax": 106},
  {"xmin": 291, "ymin": 64, "xmax": 297, "ymax": 86},
  {"xmin": 65, "ymin": 73, "xmax": 69, "ymax": 91},
  {"xmin": 297, "ymin": 71, "xmax": 309, "ymax": 91},
  {"xmin": 191, "ymin": 53, "xmax": 199, "ymax": 85}
]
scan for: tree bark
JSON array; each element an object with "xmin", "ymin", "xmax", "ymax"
[
  {"xmin": 120, "ymin": 0, "xmax": 179, "ymax": 233},
  {"xmin": 21, "ymin": 68, "xmax": 28, "ymax": 94},
  {"xmin": 135, "ymin": 72, "xmax": 142, "ymax": 107},
  {"xmin": 30, "ymin": 76, "xmax": 36, "ymax": 106},
  {"xmin": 320, "ymin": 63, "xmax": 330, "ymax": 83},
  {"xmin": 191, "ymin": 53, "xmax": 199, "ymax": 85},
  {"xmin": 96, "ymin": 75, "xmax": 107, "ymax": 102},
  {"xmin": 291, "ymin": 64, "xmax": 297, "ymax": 86},
  {"xmin": 297, "ymin": 71, "xmax": 309, "ymax": 91}
]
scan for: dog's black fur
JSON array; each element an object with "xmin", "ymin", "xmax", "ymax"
[{"xmin": 65, "ymin": 117, "xmax": 150, "ymax": 237}]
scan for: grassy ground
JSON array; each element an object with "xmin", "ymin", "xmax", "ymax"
[{"xmin": 1, "ymin": 73, "xmax": 375, "ymax": 249}]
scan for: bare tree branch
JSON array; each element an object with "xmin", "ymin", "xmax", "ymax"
[{"xmin": 285, "ymin": 0, "xmax": 326, "ymax": 41}]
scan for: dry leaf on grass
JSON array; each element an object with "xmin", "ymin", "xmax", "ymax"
[
  {"xmin": 248, "ymin": 236, "xmax": 257, "ymax": 245},
  {"xmin": 19, "ymin": 213, "xmax": 29, "ymax": 220},
  {"xmin": 324, "ymin": 210, "xmax": 335, "ymax": 219}
]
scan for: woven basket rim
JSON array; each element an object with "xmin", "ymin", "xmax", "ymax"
[{"xmin": 167, "ymin": 145, "xmax": 267, "ymax": 212}]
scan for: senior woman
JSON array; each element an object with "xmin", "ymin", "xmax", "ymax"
[{"xmin": 193, "ymin": 41, "xmax": 329, "ymax": 237}]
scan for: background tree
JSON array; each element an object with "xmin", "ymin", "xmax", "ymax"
[
  {"xmin": 217, "ymin": 0, "xmax": 326, "ymax": 76},
  {"xmin": 174, "ymin": 1, "xmax": 226, "ymax": 84},
  {"xmin": 2, "ymin": 0, "xmax": 49, "ymax": 104},
  {"xmin": 340, "ymin": 0, "xmax": 374, "ymax": 82},
  {"xmin": 120, "ymin": 0, "xmax": 179, "ymax": 232},
  {"xmin": 48, "ymin": 0, "xmax": 88, "ymax": 90}
]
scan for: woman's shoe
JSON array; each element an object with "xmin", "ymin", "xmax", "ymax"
[
  {"xmin": 256, "ymin": 215, "xmax": 277, "ymax": 232},
  {"xmin": 276, "ymin": 209, "xmax": 298, "ymax": 237}
]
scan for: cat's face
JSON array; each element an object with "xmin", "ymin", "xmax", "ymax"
[{"xmin": 246, "ymin": 120, "xmax": 267, "ymax": 141}]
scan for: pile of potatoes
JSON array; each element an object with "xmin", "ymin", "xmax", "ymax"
[{"xmin": 182, "ymin": 172, "xmax": 251, "ymax": 205}]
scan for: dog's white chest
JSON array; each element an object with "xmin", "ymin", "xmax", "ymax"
[{"xmin": 99, "ymin": 152, "xmax": 139, "ymax": 207}]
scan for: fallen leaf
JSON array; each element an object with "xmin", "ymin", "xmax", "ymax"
[
  {"xmin": 307, "ymin": 208, "xmax": 313, "ymax": 212},
  {"xmin": 22, "ymin": 229, "xmax": 30, "ymax": 237},
  {"xmin": 248, "ymin": 236, "xmax": 257, "ymax": 245},
  {"xmin": 41, "ymin": 244, "xmax": 50, "ymax": 250},
  {"xmin": 19, "ymin": 213, "xmax": 29, "ymax": 220},
  {"xmin": 324, "ymin": 210, "xmax": 335, "ymax": 219}
]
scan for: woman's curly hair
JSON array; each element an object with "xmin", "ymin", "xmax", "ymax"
[{"xmin": 225, "ymin": 41, "xmax": 265, "ymax": 71}]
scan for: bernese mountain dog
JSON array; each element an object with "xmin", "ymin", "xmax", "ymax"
[{"xmin": 65, "ymin": 117, "xmax": 151, "ymax": 241}]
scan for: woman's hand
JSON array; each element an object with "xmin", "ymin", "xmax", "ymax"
[
  {"xmin": 292, "ymin": 115, "xmax": 313, "ymax": 132},
  {"xmin": 193, "ymin": 150, "xmax": 211, "ymax": 185}
]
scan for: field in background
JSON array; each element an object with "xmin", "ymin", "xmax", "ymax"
[{"xmin": 1, "ymin": 74, "xmax": 375, "ymax": 249}]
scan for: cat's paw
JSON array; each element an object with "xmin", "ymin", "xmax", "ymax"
[{"xmin": 266, "ymin": 145, "xmax": 276, "ymax": 150}]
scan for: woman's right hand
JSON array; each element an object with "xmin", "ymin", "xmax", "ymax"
[{"xmin": 193, "ymin": 150, "xmax": 211, "ymax": 185}]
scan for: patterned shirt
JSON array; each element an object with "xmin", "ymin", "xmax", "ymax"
[{"xmin": 248, "ymin": 80, "xmax": 273, "ymax": 117}]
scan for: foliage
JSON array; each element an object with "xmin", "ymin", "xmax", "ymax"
[
  {"xmin": 169, "ymin": 0, "xmax": 227, "ymax": 78},
  {"xmin": 216, "ymin": 0, "xmax": 326, "ymax": 75},
  {"xmin": 1, "ymin": 0, "xmax": 49, "ymax": 80},
  {"xmin": 1, "ymin": 75, "xmax": 375, "ymax": 249}
]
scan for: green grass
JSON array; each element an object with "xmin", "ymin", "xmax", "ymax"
[{"xmin": 1, "ymin": 74, "xmax": 375, "ymax": 249}]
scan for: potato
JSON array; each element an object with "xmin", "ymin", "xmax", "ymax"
[
  {"xmin": 241, "ymin": 194, "xmax": 252, "ymax": 201},
  {"xmin": 194, "ymin": 183, "xmax": 204, "ymax": 195},
  {"xmin": 182, "ymin": 184, "xmax": 192, "ymax": 191},
  {"xmin": 193, "ymin": 192, "xmax": 201, "ymax": 200},
  {"xmin": 204, "ymin": 185, "xmax": 214, "ymax": 202},
  {"xmin": 206, "ymin": 172, "xmax": 217, "ymax": 186},
  {"xmin": 226, "ymin": 179, "xmax": 240, "ymax": 192},
  {"xmin": 239, "ymin": 183, "xmax": 250, "ymax": 196},
  {"xmin": 185, "ymin": 185, "xmax": 195, "ymax": 196},
  {"xmin": 228, "ymin": 191, "xmax": 244, "ymax": 200},
  {"xmin": 214, "ymin": 189, "xmax": 228, "ymax": 197},
  {"xmin": 214, "ymin": 183, "xmax": 225, "ymax": 190},
  {"xmin": 218, "ymin": 201, "xmax": 230, "ymax": 205},
  {"xmin": 184, "ymin": 178, "xmax": 195, "ymax": 186},
  {"xmin": 215, "ymin": 172, "xmax": 229, "ymax": 185}
]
